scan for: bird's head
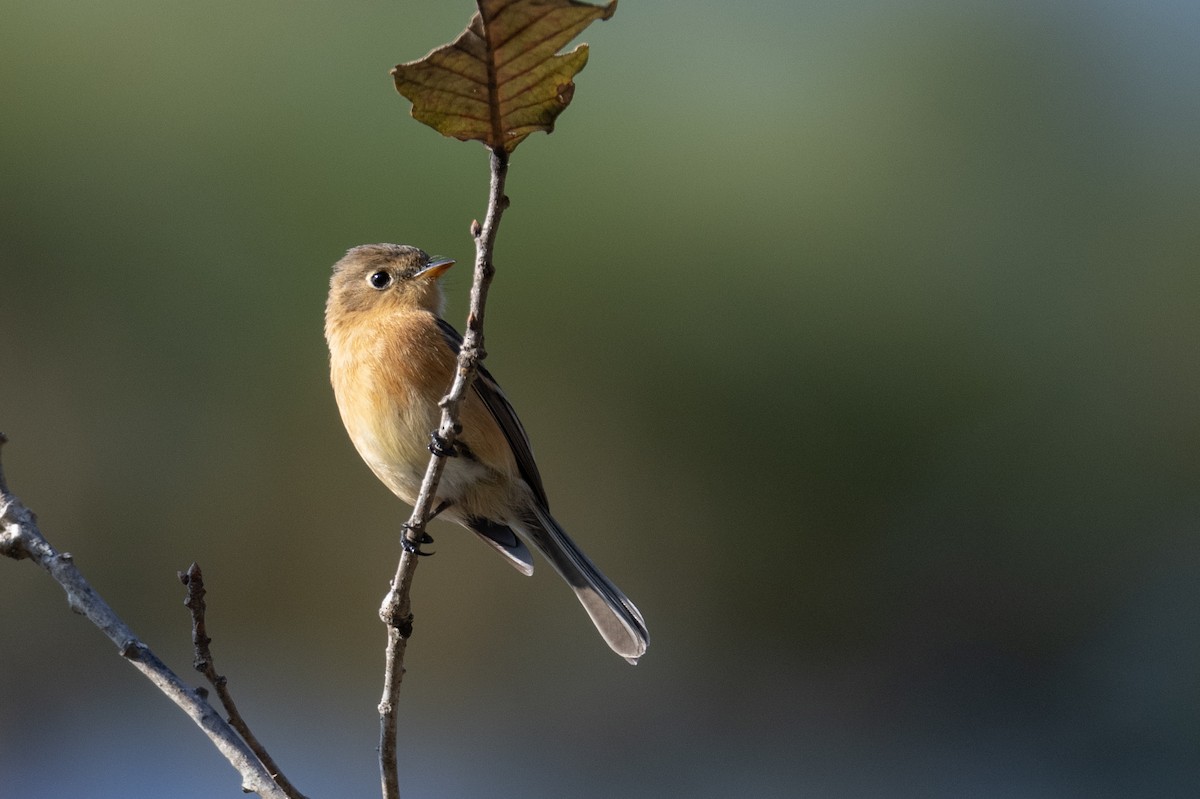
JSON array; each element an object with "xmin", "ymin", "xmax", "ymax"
[{"xmin": 326, "ymin": 243, "xmax": 454, "ymax": 324}]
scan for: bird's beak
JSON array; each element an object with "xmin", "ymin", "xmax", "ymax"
[{"xmin": 416, "ymin": 257, "xmax": 454, "ymax": 279}]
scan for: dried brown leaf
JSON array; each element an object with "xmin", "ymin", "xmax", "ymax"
[{"xmin": 392, "ymin": 0, "xmax": 617, "ymax": 152}]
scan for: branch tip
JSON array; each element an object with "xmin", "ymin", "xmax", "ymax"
[{"xmin": 181, "ymin": 563, "xmax": 308, "ymax": 798}]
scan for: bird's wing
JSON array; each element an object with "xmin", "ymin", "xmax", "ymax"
[{"xmin": 436, "ymin": 318, "xmax": 549, "ymax": 508}]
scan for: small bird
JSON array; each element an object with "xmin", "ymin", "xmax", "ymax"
[{"xmin": 325, "ymin": 243, "xmax": 648, "ymax": 664}]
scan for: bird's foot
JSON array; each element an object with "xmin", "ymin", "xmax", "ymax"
[
  {"xmin": 400, "ymin": 525, "xmax": 436, "ymax": 556},
  {"xmin": 428, "ymin": 432, "xmax": 456, "ymax": 458}
]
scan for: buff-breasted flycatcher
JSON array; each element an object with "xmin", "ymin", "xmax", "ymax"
[{"xmin": 324, "ymin": 244, "xmax": 648, "ymax": 664}]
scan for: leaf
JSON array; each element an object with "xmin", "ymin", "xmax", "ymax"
[{"xmin": 392, "ymin": 0, "xmax": 617, "ymax": 153}]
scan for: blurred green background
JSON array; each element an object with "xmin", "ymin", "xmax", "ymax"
[{"xmin": 3, "ymin": 1, "xmax": 1199, "ymax": 796}]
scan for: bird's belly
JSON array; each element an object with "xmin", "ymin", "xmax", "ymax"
[
  {"xmin": 436, "ymin": 455, "xmax": 495, "ymax": 503},
  {"xmin": 334, "ymin": 376, "xmax": 430, "ymax": 503},
  {"xmin": 342, "ymin": 394, "xmax": 497, "ymax": 511},
  {"xmin": 330, "ymin": 336, "xmax": 514, "ymax": 519},
  {"xmin": 353, "ymin": 427, "xmax": 425, "ymax": 503}
]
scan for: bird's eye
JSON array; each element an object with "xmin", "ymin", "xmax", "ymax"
[{"xmin": 368, "ymin": 270, "xmax": 392, "ymax": 290}]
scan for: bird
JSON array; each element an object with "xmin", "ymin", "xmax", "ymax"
[{"xmin": 324, "ymin": 243, "xmax": 648, "ymax": 664}]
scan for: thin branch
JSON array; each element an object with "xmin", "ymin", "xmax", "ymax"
[
  {"xmin": 0, "ymin": 433, "xmax": 290, "ymax": 799},
  {"xmin": 181, "ymin": 563, "xmax": 308, "ymax": 799},
  {"xmin": 377, "ymin": 145, "xmax": 511, "ymax": 799}
]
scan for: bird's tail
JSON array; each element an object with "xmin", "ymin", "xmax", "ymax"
[{"xmin": 517, "ymin": 504, "xmax": 649, "ymax": 664}]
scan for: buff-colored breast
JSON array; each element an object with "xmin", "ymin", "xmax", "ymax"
[{"xmin": 328, "ymin": 304, "xmax": 522, "ymax": 518}]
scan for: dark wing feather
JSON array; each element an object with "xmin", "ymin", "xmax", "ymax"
[{"xmin": 436, "ymin": 318, "xmax": 549, "ymax": 508}]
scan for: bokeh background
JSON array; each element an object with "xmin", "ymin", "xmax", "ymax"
[{"xmin": 3, "ymin": 1, "xmax": 1199, "ymax": 796}]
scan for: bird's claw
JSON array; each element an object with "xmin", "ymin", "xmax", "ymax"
[
  {"xmin": 428, "ymin": 432, "xmax": 456, "ymax": 458},
  {"xmin": 400, "ymin": 525, "xmax": 436, "ymax": 556}
]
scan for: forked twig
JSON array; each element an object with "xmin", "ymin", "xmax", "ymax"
[{"xmin": 0, "ymin": 433, "xmax": 290, "ymax": 799}]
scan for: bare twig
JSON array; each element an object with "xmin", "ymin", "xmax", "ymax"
[
  {"xmin": 181, "ymin": 563, "xmax": 308, "ymax": 799},
  {"xmin": 377, "ymin": 145, "xmax": 511, "ymax": 799},
  {"xmin": 0, "ymin": 433, "xmax": 290, "ymax": 799}
]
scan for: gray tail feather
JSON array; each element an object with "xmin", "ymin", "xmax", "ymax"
[
  {"xmin": 519, "ymin": 504, "xmax": 649, "ymax": 664},
  {"xmin": 467, "ymin": 517, "xmax": 535, "ymax": 576}
]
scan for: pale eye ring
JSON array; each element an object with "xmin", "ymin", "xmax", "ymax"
[{"xmin": 368, "ymin": 270, "xmax": 392, "ymax": 290}]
